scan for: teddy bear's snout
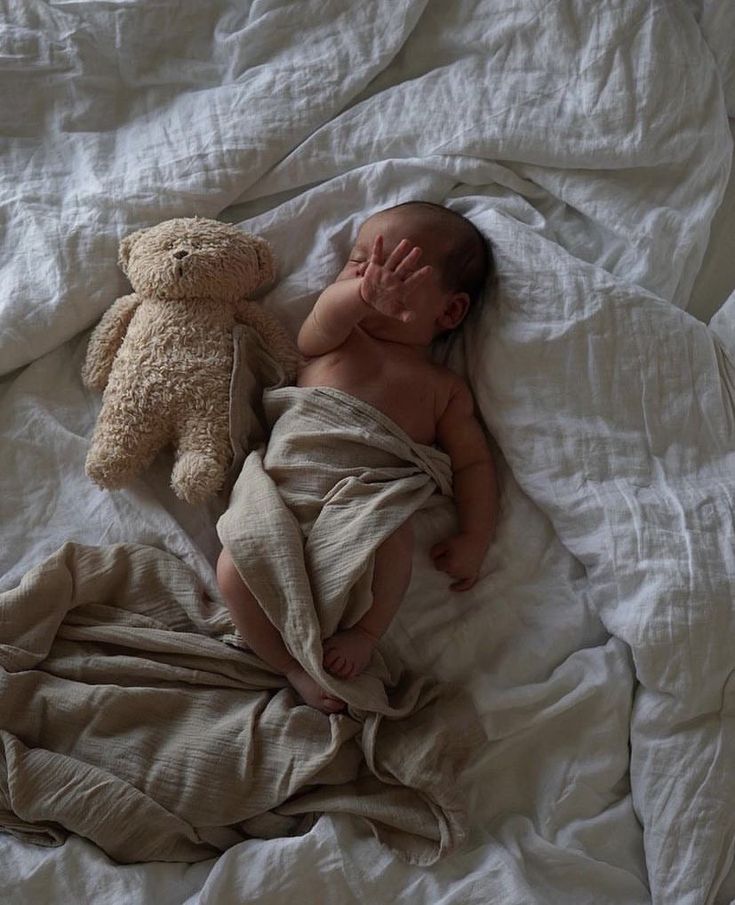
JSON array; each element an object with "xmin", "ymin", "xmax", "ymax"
[{"xmin": 172, "ymin": 249, "xmax": 190, "ymax": 260}]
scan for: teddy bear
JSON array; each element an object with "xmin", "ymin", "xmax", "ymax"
[{"xmin": 82, "ymin": 216, "xmax": 300, "ymax": 504}]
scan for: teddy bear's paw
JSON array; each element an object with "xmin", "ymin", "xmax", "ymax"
[
  {"xmin": 171, "ymin": 452, "xmax": 225, "ymax": 505},
  {"xmin": 85, "ymin": 449, "xmax": 137, "ymax": 490}
]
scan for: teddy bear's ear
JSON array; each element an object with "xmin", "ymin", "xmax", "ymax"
[{"xmin": 117, "ymin": 228, "xmax": 147, "ymax": 273}]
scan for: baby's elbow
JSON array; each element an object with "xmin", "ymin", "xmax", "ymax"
[
  {"xmin": 296, "ymin": 328, "xmax": 320, "ymax": 358},
  {"xmin": 297, "ymin": 315, "xmax": 335, "ymax": 358}
]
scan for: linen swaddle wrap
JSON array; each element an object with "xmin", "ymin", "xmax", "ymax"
[
  {"xmin": 219, "ymin": 385, "xmax": 452, "ymax": 658},
  {"xmin": 0, "ymin": 380, "xmax": 482, "ymax": 866}
]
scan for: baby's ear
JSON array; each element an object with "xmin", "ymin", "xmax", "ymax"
[
  {"xmin": 117, "ymin": 227, "xmax": 147, "ymax": 273},
  {"xmin": 439, "ymin": 292, "xmax": 470, "ymax": 330}
]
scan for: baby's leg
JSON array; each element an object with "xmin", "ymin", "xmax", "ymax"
[
  {"xmin": 216, "ymin": 548, "xmax": 345, "ymax": 714},
  {"xmin": 323, "ymin": 519, "xmax": 413, "ymax": 679}
]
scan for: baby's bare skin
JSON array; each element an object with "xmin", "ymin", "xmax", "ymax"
[
  {"xmin": 298, "ymin": 328, "xmax": 453, "ymax": 446},
  {"xmin": 296, "ymin": 208, "xmax": 498, "ymax": 697},
  {"xmin": 217, "ymin": 207, "xmax": 498, "ymax": 714}
]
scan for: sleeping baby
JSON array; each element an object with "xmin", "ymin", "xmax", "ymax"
[{"xmin": 217, "ymin": 201, "xmax": 498, "ymax": 712}]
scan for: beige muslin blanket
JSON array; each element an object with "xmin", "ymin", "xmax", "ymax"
[
  {"xmin": 219, "ymin": 384, "xmax": 454, "ymax": 658},
  {"xmin": 0, "ymin": 336, "xmax": 484, "ymax": 866}
]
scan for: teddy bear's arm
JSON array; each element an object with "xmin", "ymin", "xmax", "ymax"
[
  {"xmin": 82, "ymin": 293, "xmax": 141, "ymax": 392},
  {"xmin": 234, "ymin": 301, "xmax": 302, "ymax": 379}
]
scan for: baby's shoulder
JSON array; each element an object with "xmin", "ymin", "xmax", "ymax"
[
  {"xmin": 430, "ymin": 364, "xmax": 471, "ymax": 420},
  {"xmin": 429, "ymin": 361, "xmax": 469, "ymax": 393}
]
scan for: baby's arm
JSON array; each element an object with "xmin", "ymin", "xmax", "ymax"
[
  {"xmin": 297, "ymin": 235, "xmax": 433, "ymax": 357},
  {"xmin": 297, "ymin": 278, "xmax": 368, "ymax": 357},
  {"xmin": 433, "ymin": 379, "xmax": 498, "ymax": 590}
]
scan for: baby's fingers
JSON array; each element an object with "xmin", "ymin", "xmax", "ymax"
[
  {"xmin": 430, "ymin": 541, "xmax": 450, "ymax": 561},
  {"xmin": 451, "ymin": 577, "xmax": 475, "ymax": 592},
  {"xmin": 394, "ymin": 246, "xmax": 422, "ymax": 279},
  {"xmin": 370, "ymin": 234, "xmax": 384, "ymax": 266},
  {"xmin": 384, "ymin": 238, "xmax": 412, "ymax": 272},
  {"xmin": 404, "ymin": 264, "xmax": 433, "ymax": 289},
  {"xmin": 431, "ymin": 549, "xmax": 454, "ymax": 575}
]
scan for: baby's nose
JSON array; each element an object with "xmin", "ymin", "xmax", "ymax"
[{"xmin": 172, "ymin": 249, "xmax": 190, "ymax": 259}]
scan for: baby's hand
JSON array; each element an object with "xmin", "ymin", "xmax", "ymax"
[
  {"xmin": 430, "ymin": 532, "xmax": 487, "ymax": 591},
  {"xmin": 359, "ymin": 235, "xmax": 433, "ymax": 322}
]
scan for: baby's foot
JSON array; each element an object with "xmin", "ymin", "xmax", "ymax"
[
  {"xmin": 286, "ymin": 665, "xmax": 346, "ymax": 714},
  {"xmin": 323, "ymin": 627, "xmax": 377, "ymax": 680}
]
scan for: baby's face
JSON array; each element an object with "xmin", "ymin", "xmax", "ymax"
[{"xmin": 336, "ymin": 210, "xmax": 466, "ymax": 345}]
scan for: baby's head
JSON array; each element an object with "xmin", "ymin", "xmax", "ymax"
[{"xmin": 338, "ymin": 201, "xmax": 493, "ymax": 345}]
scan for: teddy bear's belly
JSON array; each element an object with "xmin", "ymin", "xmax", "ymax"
[{"xmin": 111, "ymin": 336, "xmax": 232, "ymax": 407}]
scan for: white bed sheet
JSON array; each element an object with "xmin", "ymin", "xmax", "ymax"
[
  {"xmin": 690, "ymin": 119, "xmax": 735, "ymax": 324},
  {"xmin": 1, "ymin": 2, "xmax": 734, "ymax": 904}
]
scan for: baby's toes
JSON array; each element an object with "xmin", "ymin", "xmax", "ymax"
[
  {"xmin": 336, "ymin": 658, "xmax": 355, "ymax": 679},
  {"xmin": 320, "ymin": 694, "xmax": 346, "ymax": 713},
  {"xmin": 330, "ymin": 655, "xmax": 354, "ymax": 679},
  {"xmin": 323, "ymin": 643, "xmax": 342, "ymax": 664},
  {"xmin": 333, "ymin": 657, "xmax": 352, "ymax": 678},
  {"xmin": 324, "ymin": 652, "xmax": 345, "ymax": 675},
  {"xmin": 349, "ymin": 659, "xmax": 365, "ymax": 679}
]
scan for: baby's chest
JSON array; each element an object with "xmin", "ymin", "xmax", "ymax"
[
  {"xmin": 380, "ymin": 362, "xmax": 436, "ymax": 409},
  {"xmin": 299, "ymin": 336, "xmax": 445, "ymax": 443},
  {"xmin": 350, "ymin": 354, "xmax": 441, "ymax": 441}
]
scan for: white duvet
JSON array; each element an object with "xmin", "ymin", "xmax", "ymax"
[{"xmin": 1, "ymin": 1, "xmax": 734, "ymax": 903}]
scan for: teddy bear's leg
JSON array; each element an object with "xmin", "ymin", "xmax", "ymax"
[
  {"xmin": 171, "ymin": 408, "xmax": 231, "ymax": 505},
  {"xmin": 86, "ymin": 399, "xmax": 170, "ymax": 490}
]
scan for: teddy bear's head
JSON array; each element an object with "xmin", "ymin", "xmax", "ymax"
[{"xmin": 118, "ymin": 217, "xmax": 276, "ymax": 303}]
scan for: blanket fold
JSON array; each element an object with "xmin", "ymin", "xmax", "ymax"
[
  {"xmin": 219, "ymin": 385, "xmax": 452, "ymax": 649},
  {"xmin": 0, "ymin": 388, "xmax": 482, "ymax": 866},
  {"xmin": 217, "ymin": 384, "xmax": 480, "ymax": 860}
]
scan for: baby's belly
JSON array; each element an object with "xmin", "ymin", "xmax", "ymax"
[{"xmin": 297, "ymin": 357, "xmax": 437, "ymax": 446}]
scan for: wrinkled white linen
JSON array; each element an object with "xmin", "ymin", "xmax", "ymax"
[
  {"xmin": 687, "ymin": 0, "xmax": 735, "ymax": 115},
  {"xmin": 1, "ymin": 0, "xmax": 734, "ymax": 903}
]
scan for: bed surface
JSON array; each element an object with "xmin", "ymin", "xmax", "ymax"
[{"xmin": 2, "ymin": 1, "xmax": 735, "ymax": 903}]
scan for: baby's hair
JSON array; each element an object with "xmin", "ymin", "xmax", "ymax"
[{"xmin": 382, "ymin": 200, "xmax": 494, "ymax": 307}]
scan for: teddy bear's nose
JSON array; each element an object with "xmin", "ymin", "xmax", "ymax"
[{"xmin": 172, "ymin": 249, "xmax": 189, "ymax": 259}]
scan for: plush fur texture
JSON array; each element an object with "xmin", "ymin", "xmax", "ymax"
[{"xmin": 82, "ymin": 217, "xmax": 300, "ymax": 504}]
